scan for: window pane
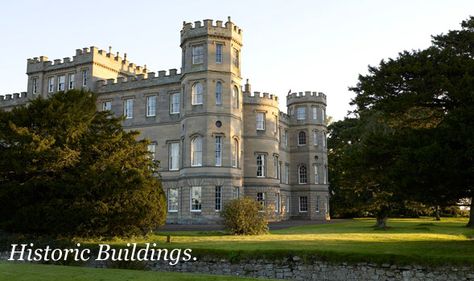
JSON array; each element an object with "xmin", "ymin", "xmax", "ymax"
[
  {"xmin": 192, "ymin": 83, "xmax": 203, "ymax": 105},
  {"xmin": 215, "ymin": 136, "xmax": 222, "ymax": 166},
  {"xmin": 216, "ymin": 82, "xmax": 222, "ymax": 105},
  {"xmin": 216, "ymin": 44, "xmax": 223, "ymax": 64},
  {"xmin": 124, "ymin": 99, "xmax": 133, "ymax": 119},
  {"xmin": 256, "ymin": 113, "xmax": 265, "ymax": 130},
  {"xmin": 191, "ymin": 186, "xmax": 202, "ymax": 211},
  {"xmin": 215, "ymin": 186, "xmax": 222, "ymax": 211},
  {"xmin": 257, "ymin": 154, "xmax": 265, "ymax": 177},
  {"xmin": 192, "ymin": 45, "xmax": 204, "ymax": 64},
  {"xmin": 191, "ymin": 137, "xmax": 202, "ymax": 166},
  {"xmin": 168, "ymin": 188, "xmax": 179, "ymax": 212},
  {"xmin": 299, "ymin": 196, "xmax": 308, "ymax": 212},
  {"xmin": 147, "ymin": 96, "xmax": 156, "ymax": 117}
]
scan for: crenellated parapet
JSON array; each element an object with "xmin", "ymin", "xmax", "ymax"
[
  {"xmin": 243, "ymin": 91, "xmax": 279, "ymax": 108},
  {"xmin": 180, "ymin": 17, "xmax": 243, "ymax": 46},
  {"xmin": 0, "ymin": 92, "xmax": 29, "ymax": 108},
  {"xmin": 279, "ymin": 111, "xmax": 290, "ymax": 124},
  {"xmin": 27, "ymin": 46, "xmax": 147, "ymax": 76},
  {"xmin": 96, "ymin": 69, "xmax": 181, "ymax": 93},
  {"xmin": 286, "ymin": 91, "xmax": 326, "ymax": 107}
]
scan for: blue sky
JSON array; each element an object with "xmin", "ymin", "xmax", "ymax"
[{"xmin": 1, "ymin": 0, "xmax": 473, "ymax": 120}]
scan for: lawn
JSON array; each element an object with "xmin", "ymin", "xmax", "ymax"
[
  {"xmin": 0, "ymin": 263, "xmax": 273, "ymax": 281},
  {"xmin": 82, "ymin": 217, "xmax": 474, "ymax": 266}
]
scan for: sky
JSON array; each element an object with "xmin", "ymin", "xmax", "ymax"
[{"xmin": 1, "ymin": 0, "xmax": 473, "ymax": 120}]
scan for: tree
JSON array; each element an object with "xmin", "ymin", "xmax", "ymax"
[
  {"xmin": 328, "ymin": 113, "xmax": 406, "ymax": 228},
  {"xmin": 0, "ymin": 90, "xmax": 167, "ymax": 237},
  {"xmin": 347, "ymin": 17, "xmax": 474, "ymax": 226}
]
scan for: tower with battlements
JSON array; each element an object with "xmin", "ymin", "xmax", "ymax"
[{"xmin": 0, "ymin": 18, "xmax": 329, "ymax": 224}]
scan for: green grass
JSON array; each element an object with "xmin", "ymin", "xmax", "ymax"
[
  {"xmin": 80, "ymin": 217, "xmax": 474, "ymax": 266},
  {"xmin": 0, "ymin": 263, "xmax": 272, "ymax": 281}
]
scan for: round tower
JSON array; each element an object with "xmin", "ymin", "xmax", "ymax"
[
  {"xmin": 286, "ymin": 91, "xmax": 329, "ymax": 220},
  {"xmin": 178, "ymin": 18, "xmax": 243, "ymax": 223}
]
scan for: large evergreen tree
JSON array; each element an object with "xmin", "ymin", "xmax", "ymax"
[
  {"xmin": 0, "ymin": 90, "xmax": 167, "ymax": 237},
  {"xmin": 330, "ymin": 17, "xmax": 474, "ymax": 227}
]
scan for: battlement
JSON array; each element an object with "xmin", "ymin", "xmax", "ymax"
[
  {"xmin": 0, "ymin": 91, "xmax": 29, "ymax": 107},
  {"xmin": 96, "ymin": 69, "xmax": 181, "ymax": 93},
  {"xmin": 180, "ymin": 17, "xmax": 243, "ymax": 45},
  {"xmin": 27, "ymin": 46, "xmax": 147, "ymax": 75},
  {"xmin": 243, "ymin": 91, "xmax": 279, "ymax": 107},
  {"xmin": 286, "ymin": 91, "xmax": 327, "ymax": 106},
  {"xmin": 279, "ymin": 111, "xmax": 290, "ymax": 124}
]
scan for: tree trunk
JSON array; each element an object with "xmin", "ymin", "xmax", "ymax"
[
  {"xmin": 467, "ymin": 198, "xmax": 474, "ymax": 228},
  {"xmin": 435, "ymin": 205, "xmax": 441, "ymax": 221},
  {"xmin": 375, "ymin": 215, "xmax": 388, "ymax": 229}
]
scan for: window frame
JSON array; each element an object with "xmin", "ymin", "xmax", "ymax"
[
  {"xmin": 170, "ymin": 92, "xmax": 180, "ymax": 114},
  {"xmin": 299, "ymin": 165, "xmax": 308, "ymax": 184},
  {"xmin": 168, "ymin": 188, "xmax": 179, "ymax": 212},
  {"xmin": 192, "ymin": 45, "xmax": 204, "ymax": 65},
  {"xmin": 296, "ymin": 107, "xmax": 306, "ymax": 120},
  {"xmin": 48, "ymin": 77, "xmax": 55, "ymax": 93},
  {"xmin": 215, "ymin": 136, "xmax": 222, "ymax": 166},
  {"xmin": 191, "ymin": 136, "xmax": 203, "ymax": 167},
  {"xmin": 147, "ymin": 143, "xmax": 156, "ymax": 160},
  {"xmin": 215, "ymin": 81, "xmax": 222, "ymax": 105},
  {"xmin": 82, "ymin": 69, "xmax": 88, "ymax": 87},
  {"xmin": 232, "ymin": 138, "xmax": 239, "ymax": 168},
  {"xmin": 215, "ymin": 186, "xmax": 222, "ymax": 211},
  {"xmin": 299, "ymin": 196, "xmax": 308, "ymax": 212},
  {"xmin": 123, "ymin": 98, "xmax": 134, "ymax": 119},
  {"xmin": 68, "ymin": 73, "xmax": 75, "ymax": 90},
  {"xmin": 192, "ymin": 82, "xmax": 203, "ymax": 105},
  {"xmin": 256, "ymin": 112, "xmax": 265, "ymax": 131},
  {"xmin": 190, "ymin": 186, "xmax": 202, "ymax": 212},
  {"xmin": 256, "ymin": 154, "xmax": 265, "ymax": 177},
  {"xmin": 256, "ymin": 192, "xmax": 265, "ymax": 207},
  {"xmin": 169, "ymin": 142, "xmax": 180, "ymax": 171},
  {"xmin": 215, "ymin": 43, "xmax": 223, "ymax": 64},
  {"xmin": 298, "ymin": 131, "xmax": 307, "ymax": 146},
  {"xmin": 146, "ymin": 95, "xmax": 157, "ymax": 117},
  {"xmin": 57, "ymin": 75, "xmax": 65, "ymax": 91}
]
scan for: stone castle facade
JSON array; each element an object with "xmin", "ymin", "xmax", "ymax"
[{"xmin": 0, "ymin": 18, "xmax": 329, "ymax": 224}]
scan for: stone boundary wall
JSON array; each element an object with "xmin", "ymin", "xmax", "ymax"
[
  {"xmin": 2, "ymin": 252, "xmax": 473, "ymax": 281},
  {"xmin": 144, "ymin": 257, "xmax": 473, "ymax": 281}
]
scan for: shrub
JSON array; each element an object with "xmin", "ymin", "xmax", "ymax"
[{"xmin": 221, "ymin": 197, "xmax": 268, "ymax": 235}]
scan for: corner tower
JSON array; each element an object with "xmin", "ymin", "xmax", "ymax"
[
  {"xmin": 176, "ymin": 18, "xmax": 244, "ymax": 223},
  {"xmin": 287, "ymin": 91, "xmax": 329, "ymax": 220}
]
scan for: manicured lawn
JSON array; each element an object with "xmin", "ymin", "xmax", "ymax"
[
  {"xmin": 84, "ymin": 217, "xmax": 474, "ymax": 266},
  {"xmin": 0, "ymin": 263, "xmax": 271, "ymax": 281}
]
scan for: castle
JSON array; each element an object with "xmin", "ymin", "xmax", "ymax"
[{"xmin": 0, "ymin": 18, "xmax": 329, "ymax": 224}]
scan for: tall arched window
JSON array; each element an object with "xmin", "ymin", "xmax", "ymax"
[
  {"xmin": 298, "ymin": 131, "xmax": 306, "ymax": 145},
  {"xmin": 192, "ymin": 82, "xmax": 203, "ymax": 105},
  {"xmin": 215, "ymin": 81, "xmax": 222, "ymax": 105},
  {"xmin": 232, "ymin": 138, "xmax": 239, "ymax": 168},
  {"xmin": 299, "ymin": 165, "xmax": 307, "ymax": 184},
  {"xmin": 191, "ymin": 136, "xmax": 202, "ymax": 166},
  {"xmin": 232, "ymin": 86, "xmax": 239, "ymax": 108}
]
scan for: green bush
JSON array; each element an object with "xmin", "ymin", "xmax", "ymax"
[{"xmin": 221, "ymin": 197, "xmax": 268, "ymax": 235}]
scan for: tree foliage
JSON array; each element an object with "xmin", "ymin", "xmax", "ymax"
[
  {"xmin": 330, "ymin": 17, "xmax": 474, "ymax": 227},
  {"xmin": 0, "ymin": 90, "xmax": 167, "ymax": 237}
]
